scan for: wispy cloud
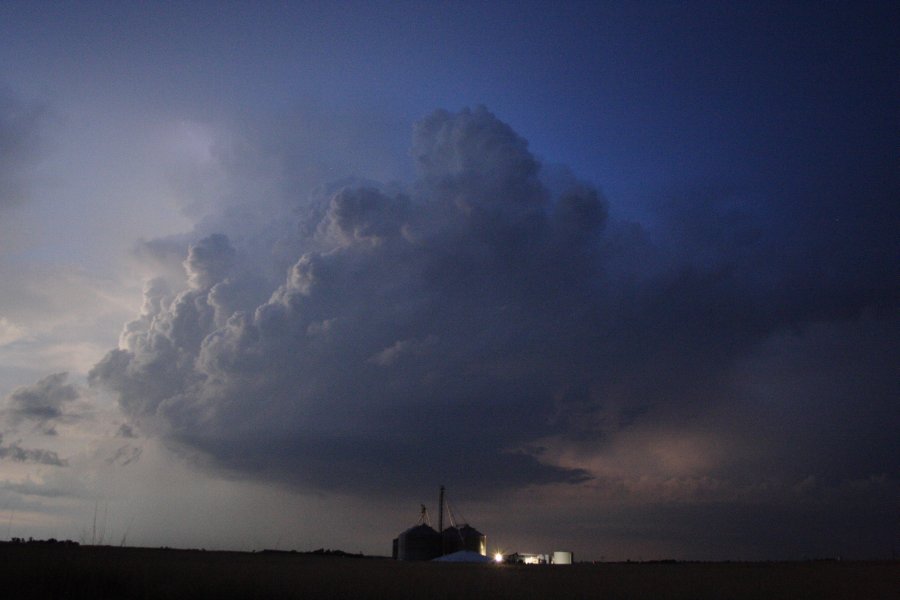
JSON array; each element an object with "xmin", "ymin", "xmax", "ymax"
[{"xmin": 0, "ymin": 434, "xmax": 67, "ymax": 466}]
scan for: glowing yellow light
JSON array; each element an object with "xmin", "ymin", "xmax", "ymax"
[{"xmin": 494, "ymin": 552, "xmax": 504, "ymax": 563}]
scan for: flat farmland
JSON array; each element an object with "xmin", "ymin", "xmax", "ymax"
[{"xmin": 1, "ymin": 543, "xmax": 895, "ymax": 599}]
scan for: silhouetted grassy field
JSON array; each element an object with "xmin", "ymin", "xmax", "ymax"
[{"xmin": 1, "ymin": 542, "xmax": 896, "ymax": 599}]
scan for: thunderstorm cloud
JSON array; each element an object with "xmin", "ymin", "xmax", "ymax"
[
  {"xmin": 1, "ymin": 2, "xmax": 897, "ymax": 561},
  {"xmin": 89, "ymin": 107, "xmax": 898, "ymax": 509}
]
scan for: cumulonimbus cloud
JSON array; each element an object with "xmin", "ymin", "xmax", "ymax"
[{"xmin": 88, "ymin": 106, "xmax": 898, "ymax": 501}]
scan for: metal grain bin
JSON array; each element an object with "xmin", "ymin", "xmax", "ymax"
[
  {"xmin": 442, "ymin": 524, "xmax": 486, "ymax": 556},
  {"xmin": 397, "ymin": 524, "xmax": 441, "ymax": 561}
]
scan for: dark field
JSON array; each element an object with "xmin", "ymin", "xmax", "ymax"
[{"xmin": 1, "ymin": 543, "xmax": 896, "ymax": 599}]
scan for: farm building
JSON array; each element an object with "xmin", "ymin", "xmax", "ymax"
[
  {"xmin": 393, "ymin": 522, "xmax": 441, "ymax": 561},
  {"xmin": 501, "ymin": 551, "xmax": 574, "ymax": 565},
  {"xmin": 393, "ymin": 486, "xmax": 487, "ymax": 561}
]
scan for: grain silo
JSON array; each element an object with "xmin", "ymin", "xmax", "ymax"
[
  {"xmin": 397, "ymin": 523, "xmax": 442, "ymax": 561},
  {"xmin": 442, "ymin": 524, "xmax": 486, "ymax": 556},
  {"xmin": 393, "ymin": 486, "xmax": 487, "ymax": 560},
  {"xmin": 394, "ymin": 504, "xmax": 442, "ymax": 561}
]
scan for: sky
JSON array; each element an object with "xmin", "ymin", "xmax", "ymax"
[{"xmin": 0, "ymin": 1, "xmax": 897, "ymax": 561}]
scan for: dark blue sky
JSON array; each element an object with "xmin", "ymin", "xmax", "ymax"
[{"xmin": 0, "ymin": 1, "xmax": 896, "ymax": 560}]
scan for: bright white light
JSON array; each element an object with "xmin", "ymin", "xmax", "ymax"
[{"xmin": 494, "ymin": 552, "xmax": 504, "ymax": 563}]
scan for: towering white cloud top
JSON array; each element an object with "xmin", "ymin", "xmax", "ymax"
[{"xmin": 89, "ymin": 107, "xmax": 605, "ymax": 492}]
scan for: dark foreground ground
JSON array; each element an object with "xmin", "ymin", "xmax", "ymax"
[{"xmin": 1, "ymin": 542, "xmax": 896, "ymax": 599}]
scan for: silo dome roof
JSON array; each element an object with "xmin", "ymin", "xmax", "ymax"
[
  {"xmin": 403, "ymin": 523, "xmax": 439, "ymax": 536},
  {"xmin": 444, "ymin": 524, "xmax": 483, "ymax": 536}
]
